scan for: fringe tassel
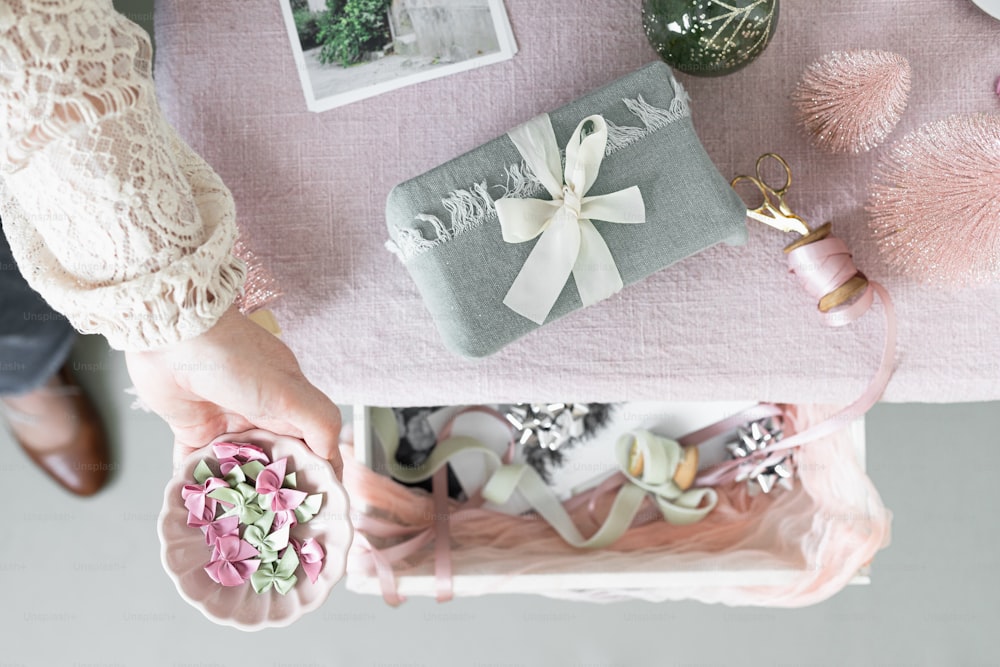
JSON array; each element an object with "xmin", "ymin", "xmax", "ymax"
[
  {"xmin": 606, "ymin": 119, "xmax": 651, "ymax": 154},
  {"xmin": 442, "ymin": 182, "xmax": 496, "ymax": 237},
  {"xmin": 502, "ymin": 162, "xmax": 545, "ymax": 199},
  {"xmin": 390, "ymin": 227, "xmax": 441, "ymax": 259},
  {"xmin": 622, "ymin": 93, "xmax": 690, "ymax": 133},
  {"xmin": 416, "ymin": 213, "xmax": 452, "ymax": 243}
]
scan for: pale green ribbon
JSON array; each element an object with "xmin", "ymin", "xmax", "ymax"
[
  {"xmin": 294, "ymin": 493, "xmax": 324, "ymax": 523},
  {"xmin": 208, "ymin": 482, "xmax": 266, "ymax": 525},
  {"xmin": 250, "ymin": 547, "xmax": 299, "ymax": 595},
  {"xmin": 243, "ymin": 524, "xmax": 291, "ymax": 564},
  {"xmin": 369, "ymin": 408, "xmax": 716, "ymax": 550}
]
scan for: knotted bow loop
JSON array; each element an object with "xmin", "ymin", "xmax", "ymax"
[
  {"xmin": 496, "ymin": 114, "xmax": 646, "ymax": 325},
  {"xmin": 614, "ymin": 432, "xmax": 718, "ymax": 526}
]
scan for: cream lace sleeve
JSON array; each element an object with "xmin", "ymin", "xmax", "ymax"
[{"xmin": 0, "ymin": 1, "xmax": 245, "ymax": 350}]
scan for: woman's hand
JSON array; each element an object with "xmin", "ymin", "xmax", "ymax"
[{"xmin": 124, "ymin": 306, "xmax": 343, "ymax": 478}]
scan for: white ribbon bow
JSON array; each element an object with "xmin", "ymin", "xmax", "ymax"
[{"xmin": 496, "ymin": 114, "xmax": 646, "ymax": 324}]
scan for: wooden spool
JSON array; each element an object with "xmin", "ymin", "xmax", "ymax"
[
  {"xmin": 783, "ymin": 222, "xmax": 869, "ymax": 313},
  {"xmin": 627, "ymin": 444, "xmax": 699, "ymax": 491}
]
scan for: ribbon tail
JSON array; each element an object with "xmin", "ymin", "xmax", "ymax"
[
  {"xmin": 349, "ymin": 532, "xmax": 407, "ymax": 607},
  {"xmin": 573, "ymin": 219, "xmax": 624, "ymax": 307},
  {"xmin": 483, "ymin": 463, "xmax": 648, "ymax": 549},
  {"xmin": 654, "ymin": 488, "xmax": 718, "ymax": 525},
  {"xmin": 503, "ymin": 211, "xmax": 580, "ymax": 324},
  {"xmin": 495, "ymin": 198, "xmax": 561, "ymax": 243},
  {"xmin": 580, "ymin": 186, "xmax": 646, "ymax": 224}
]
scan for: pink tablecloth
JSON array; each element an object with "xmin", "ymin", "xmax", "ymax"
[{"xmin": 153, "ymin": 0, "xmax": 1000, "ymax": 406}]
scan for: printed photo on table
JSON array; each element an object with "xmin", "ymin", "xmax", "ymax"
[{"xmin": 280, "ymin": 0, "xmax": 518, "ymax": 112}]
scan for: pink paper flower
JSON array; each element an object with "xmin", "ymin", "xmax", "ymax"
[
  {"xmin": 291, "ymin": 538, "xmax": 325, "ymax": 584},
  {"xmin": 201, "ymin": 514, "xmax": 240, "ymax": 546},
  {"xmin": 272, "ymin": 509, "xmax": 298, "ymax": 531},
  {"xmin": 212, "ymin": 442, "xmax": 269, "ymax": 464},
  {"xmin": 204, "ymin": 536, "xmax": 261, "ymax": 586},
  {"xmin": 218, "ymin": 457, "xmax": 242, "ymax": 476},
  {"xmin": 181, "ymin": 477, "xmax": 228, "ymax": 527},
  {"xmin": 255, "ymin": 458, "xmax": 307, "ymax": 512}
]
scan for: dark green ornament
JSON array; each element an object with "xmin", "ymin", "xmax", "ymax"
[{"xmin": 642, "ymin": 0, "xmax": 779, "ymax": 77}]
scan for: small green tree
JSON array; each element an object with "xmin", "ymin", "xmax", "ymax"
[{"xmin": 317, "ymin": 0, "xmax": 392, "ymax": 67}]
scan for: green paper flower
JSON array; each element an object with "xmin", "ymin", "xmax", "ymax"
[
  {"xmin": 252, "ymin": 510, "xmax": 275, "ymax": 534},
  {"xmin": 243, "ymin": 524, "xmax": 291, "ymax": 564},
  {"xmin": 208, "ymin": 482, "xmax": 264, "ymax": 525},
  {"xmin": 241, "ymin": 461, "xmax": 265, "ymax": 481},
  {"xmin": 250, "ymin": 548, "xmax": 299, "ymax": 595},
  {"xmin": 193, "ymin": 460, "xmax": 215, "ymax": 485},
  {"xmin": 224, "ymin": 465, "xmax": 246, "ymax": 486},
  {"xmin": 254, "ymin": 493, "xmax": 271, "ymax": 512},
  {"xmin": 294, "ymin": 493, "xmax": 324, "ymax": 523}
]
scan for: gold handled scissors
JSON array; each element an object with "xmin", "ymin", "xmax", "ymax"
[{"xmin": 731, "ymin": 153, "xmax": 811, "ymax": 237}]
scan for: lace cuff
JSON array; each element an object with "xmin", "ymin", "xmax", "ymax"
[{"xmin": 0, "ymin": 106, "xmax": 246, "ymax": 351}]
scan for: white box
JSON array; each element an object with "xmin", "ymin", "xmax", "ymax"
[{"xmin": 347, "ymin": 402, "xmax": 869, "ymax": 598}]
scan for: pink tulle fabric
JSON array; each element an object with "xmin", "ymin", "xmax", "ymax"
[{"xmin": 343, "ymin": 405, "xmax": 892, "ymax": 607}]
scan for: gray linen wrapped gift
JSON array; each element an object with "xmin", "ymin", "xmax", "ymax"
[{"xmin": 386, "ymin": 62, "xmax": 747, "ymax": 358}]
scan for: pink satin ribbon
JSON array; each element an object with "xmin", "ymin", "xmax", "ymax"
[
  {"xmin": 204, "ymin": 535, "xmax": 261, "ymax": 586},
  {"xmin": 786, "ymin": 236, "xmax": 875, "ymax": 327},
  {"xmin": 256, "ymin": 458, "xmax": 308, "ymax": 511},
  {"xmin": 211, "ymin": 442, "xmax": 269, "ymax": 463},
  {"xmin": 202, "ymin": 514, "xmax": 240, "ymax": 546},
  {"xmin": 678, "ymin": 404, "xmax": 785, "ymax": 448},
  {"xmin": 181, "ymin": 477, "xmax": 229, "ymax": 527},
  {"xmin": 351, "ymin": 406, "xmax": 516, "ymax": 606},
  {"xmin": 291, "ymin": 537, "xmax": 326, "ymax": 584}
]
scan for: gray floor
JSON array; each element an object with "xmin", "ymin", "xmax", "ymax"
[{"xmin": 1, "ymin": 335, "xmax": 998, "ymax": 666}]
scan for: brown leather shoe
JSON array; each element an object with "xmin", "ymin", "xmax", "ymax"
[{"xmin": 1, "ymin": 365, "xmax": 112, "ymax": 496}]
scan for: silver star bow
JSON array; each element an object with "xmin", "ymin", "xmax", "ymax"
[
  {"xmin": 504, "ymin": 403, "xmax": 590, "ymax": 451},
  {"xmin": 725, "ymin": 417, "xmax": 794, "ymax": 494}
]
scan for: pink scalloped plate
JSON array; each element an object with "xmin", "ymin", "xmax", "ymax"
[{"xmin": 158, "ymin": 429, "xmax": 352, "ymax": 631}]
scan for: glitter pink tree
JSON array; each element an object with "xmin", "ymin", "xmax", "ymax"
[
  {"xmin": 792, "ymin": 50, "xmax": 911, "ymax": 154},
  {"xmin": 867, "ymin": 113, "xmax": 1000, "ymax": 286}
]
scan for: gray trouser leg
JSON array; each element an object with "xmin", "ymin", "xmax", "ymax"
[{"xmin": 0, "ymin": 218, "xmax": 76, "ymax": 395}]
